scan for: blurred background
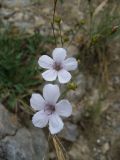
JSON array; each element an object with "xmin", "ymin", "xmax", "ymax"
[{"xmin": 0, "ymin": 0, "xmax": 120, "ymax": 159}]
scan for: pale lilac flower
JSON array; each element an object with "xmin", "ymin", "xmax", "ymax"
[
  {"xmin": 30, "ymin": 84, "xmax": 72, "ymax": 134},
  {"xmin": 38, "ymin": 48, "xmax": 78, "ymax": 84}
]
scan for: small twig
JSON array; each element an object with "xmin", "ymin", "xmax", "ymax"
[
  {"xmin": 3, "ymin": 11, "xmax": 17, "ymax": 19},
  {"xmin": 17, "ymin": 99, "xmax": 33, "ymax": 115}
]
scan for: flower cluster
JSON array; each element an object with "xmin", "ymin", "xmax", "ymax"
[{"xmin": 30, "ymin": 48, "xmax": 78, "ymax": 134}]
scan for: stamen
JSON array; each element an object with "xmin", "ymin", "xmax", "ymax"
[
  {"xmin": 53, "ymin": 62, "xmax": 63, "ymax": 71},
  {"xmin": 44, "ymin": 104, "xmax": 55, "ymax": 115}
]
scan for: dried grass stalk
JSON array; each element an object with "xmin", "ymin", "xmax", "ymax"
[{"xmin": 52, "ymin": 135, "xmax": 69, "ymax": 160}]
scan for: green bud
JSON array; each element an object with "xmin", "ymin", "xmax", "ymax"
[
  {"xmin": 79, "ymin": 19, "xmax": 85, "ymax": 25},
  {"xmin": 63, "ymin": 36, "xmax": 69, "ymax": 42},
  {"xmin": 54, "ymin": 16, "xmax": 62, "ymax": 24},
  {"xmin": 91, "ymin": 34, "xmax": 100, "ymax": 44},
  {"xmin": 67, "ymin": 82, "xmax": 77, "ymax": 90}
]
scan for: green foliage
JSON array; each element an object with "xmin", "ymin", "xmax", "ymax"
[
  {"xmin": 0, "ymin": 32, "xmax": 54, "ymax": 110},
  {"xmin": 59, "ymin": 0, "xmax": 64, "ymax": 4}
]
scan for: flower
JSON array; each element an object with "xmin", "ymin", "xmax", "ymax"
[
  {"xmin": 38, "ymin": 48, "xmax": 78, "ymax": 84},
  {"xmin": 30, "ymin": 84, "xmax": 72, "ymax": 134}
]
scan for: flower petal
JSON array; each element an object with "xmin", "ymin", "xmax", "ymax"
[
  {"xmin": 64, "ymin": 57, "xmax": 78, "ymax": 71},
  {"xmin": 42, "ymin": 69, "xmax": 57, "ymax": 81},
  {"xmin": 43, "ymin": 84, "xmax": 60, "ymax": 104},
  {"xmin": 38, "ymin": 55, "xmax": 54, "ymax": 69},
  {"xmin": 32, "ymin": 110, "xmax": 48, "ymax": 128},
  {"xmin": 58, "ymin": 69, "xmax": 71, "ymax": 84},
  {"xmin": 55, "ymin": 99, "xmax": 72, "ymax": 117},
  {"xmin": 30, "ymin": 93, "xmax": 45, "ymax": 111},
  {"xmin": 52, "ymin": 48, "xmax": 67, "ymax": 62},
  {"xmin": 49, "ymin": 113, "xmax": 64, "ymax": 134}
]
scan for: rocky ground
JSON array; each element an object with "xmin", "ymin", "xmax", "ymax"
[
  {"xmin": 0, "ymin": 103, "xmax": 48, "ymax": 160},
  {"xmin": 0, "ymin": 0, "xmax": 120, "ymax": 160}
]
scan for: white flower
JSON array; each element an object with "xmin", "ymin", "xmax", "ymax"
[
  {"xmin": 38, "ymin": 48, "xmax": 78, "ymax": 84},
  {"xmin": 30, "ymin": 84, "xmax": 72, "ymax": 134}
]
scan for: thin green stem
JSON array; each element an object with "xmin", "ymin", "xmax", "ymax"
[
  {"xmin": 52, "ymin": 0, "xmax": 58, "ymax": 46},
  {"xmin": 58, "ymin": 23, "xmax": 64, "ymax": 47}
]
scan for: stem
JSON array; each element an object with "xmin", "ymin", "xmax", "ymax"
[
  {"xmin": 58, "ymin": 23, "xmax": 64, "ymax": 47},
  {"xmin": 88, "ymin": 0, "xmax": 93, "ymax": 41},
  {"xmin": 52, "ymin": 0, "xmax": 58, "ymax": 46}
]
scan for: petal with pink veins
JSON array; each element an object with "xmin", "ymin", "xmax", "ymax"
[
  {"xmin": 64, "ymin": 57, "xmax": 78, "ymax": 71},
  {"xmin": 49, "ymin": 113, "xmax": 64, "ymax": 134},
  {"xmin": 43, "ymin": 84, "xmax": 60, "ymax": 104},
  {"xmin": 30, "ymin": 93, "xmax": 45, "ymax": 111},
  {"xmin": 38, "ymin": 55, "xmax": 54, "ymax": 69},
  {"xmin": 52, "ymin": 48, "xmax": 67, "ymax": 63},
  {"xmin": 32, "ymin": 110, "xmax": 48, "ymax": 128},
  {"xmin": 42, "ymin": 69, "xmax": 57, "ymax": 81},
  {"xmin": 55, "ymin": 99, "xmax": 72, "ymax": 117},
  {"xmin": 58, "ymin": 69, "xmax": 71, "ymax": 83}
]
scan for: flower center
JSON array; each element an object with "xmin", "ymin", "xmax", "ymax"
[
  {"xmin": 44, "ymin": 103, "xmax": 55, "ymax": 115},
  {"xmin": 53, "ymin": 62, "xmax": 63, "ymax": 71}
]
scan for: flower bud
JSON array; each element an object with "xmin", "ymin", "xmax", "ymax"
[
  {"xmin": 67, "ymin": 82, "xmax": 77, "ymax": 90},
  {"xmin": 55, "ymin": 16, "xmax": 62, "ymax": 24}
]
